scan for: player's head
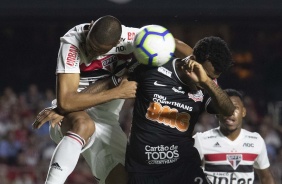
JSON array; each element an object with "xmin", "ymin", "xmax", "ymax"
[
  {"xmin": 193, "ymin": 36, "xmax": 233, "ymax": 80},
  {"xmin": 217, "ymin": 89, "xmax": 246, "ymax": 134},
  {"xmin": 85, "ymin": 15, "xmax": 122, "ymax": 58}
]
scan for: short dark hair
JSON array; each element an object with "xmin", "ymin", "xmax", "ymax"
[
  {"xmin": 89, "ymin": 15, "xmax": 122, "ymax": 45},
  {"xmin": 193, "ymin": 36, "xmax": 233, "ymax": 73},
  {"xmin": 224, "ymin": 88, "xmax": 244, "ymax": 102}
]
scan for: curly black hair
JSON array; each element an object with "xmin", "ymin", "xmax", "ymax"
[{"xmin": 193, "ymin": 36, "xmax": 233, "ymax": 73}]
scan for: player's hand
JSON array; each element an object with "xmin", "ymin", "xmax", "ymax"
[
  {"xmin": 32, "ymin": 107, "xmax": 64, "ymax": 129},
  {"xmin": 115, "ymin": 78, "xmax": 137, "ymax": 99},
  {"xmin": 183, "ymin": 58, "xmax": 209, "ymax": 84}
]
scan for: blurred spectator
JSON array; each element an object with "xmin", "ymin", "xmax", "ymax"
[
  {"xmin": 0, "ymin": 131, "xmax": 22, "ymax": 165},
  {"xmin": 0, "ymin": 87, "xmax": 17, "ymax": 111},
  {"xmin": 194, "ymin": 112, "xmax": 217, "ymax": 133},
  {"xmin": 260, "ymin": 114, "xmax": 281, "ymax": 149},
  {"xmin": 271, "ymin": 147, "xmax": 282, "ymax": 184},
  {"xmin": 243, "ymin": 95, "xmax": 260, "ymax": 131},
  {"xmin": 259, "ymin": 114, "xmax": 281, "ymax": 165},
  {"xmin": 0, "ymin": 87, "xmax": 17, "ymax": 122},
  {"xmin": 23, "ymin": 84, "xmax": 43, "ymax": 113}
]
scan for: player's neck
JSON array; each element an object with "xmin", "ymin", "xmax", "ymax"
[{"xmin": 220, "ymin": 127, "xmax": 241, "ymax": 141}]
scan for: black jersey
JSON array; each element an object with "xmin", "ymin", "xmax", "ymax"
[{"xmin": 126, "ymin": 58, "xmax": 211, "ymax": 174}]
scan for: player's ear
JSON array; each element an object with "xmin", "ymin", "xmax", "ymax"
[{"xmin": 242, "ymin": 107, "xmax": 246, "ymax": 118}]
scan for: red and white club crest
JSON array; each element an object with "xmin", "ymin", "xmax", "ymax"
[{"xmin": 227, "ymin": 154, "xmax": 242, "ymax": 170}]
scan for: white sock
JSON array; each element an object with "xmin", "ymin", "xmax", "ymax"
[{"xmin": 45, "ymin": 131, "xmax": 85, "ymax": 184}]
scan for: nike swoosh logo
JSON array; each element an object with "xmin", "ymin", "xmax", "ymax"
[{"xmin": 154, "ymin": 81, "xmax": 167, "ymax": 86}]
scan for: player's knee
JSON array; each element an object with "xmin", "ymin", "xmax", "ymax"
[{"xmin": 72, "ymin": 118, "xmax": 95, "ymax": 139}]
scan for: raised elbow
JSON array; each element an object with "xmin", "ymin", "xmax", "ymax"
[{"xmin": 57, "ymin": 100, "xmax": 72, "ymax": 115}]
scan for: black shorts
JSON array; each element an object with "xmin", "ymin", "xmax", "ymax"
[{"xmin": 128, "ymin": 148, "xmax": 211, "ymax": 184}]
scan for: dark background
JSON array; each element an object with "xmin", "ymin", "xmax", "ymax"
[{"xmin": 1, "ymin": 0, "xmax": 282, "ymax": 102}]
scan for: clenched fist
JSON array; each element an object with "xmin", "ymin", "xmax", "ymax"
[{"xmin": 114, "ymin": 78, "xmax": 138, "ymax": 99}]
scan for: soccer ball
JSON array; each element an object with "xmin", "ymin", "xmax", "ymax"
[{"xmin": 133, "ymin": 25, "xmax": 175, "ymax": 67}]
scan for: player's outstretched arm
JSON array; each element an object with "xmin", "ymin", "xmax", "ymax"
[
  {"xmin": 174, "ymin": 38, "xmax": 193, "ymax": 59},
  {"xmin": 33, "ymin": 76, "xmax": 137, "ymax": 129},
  {"xmin": 255, "ymin": 168, "xmax": 276, "ymax": 184},
  {"xmin": 57, "ymin": 73, "xmax": 137, "ymax": 114}
]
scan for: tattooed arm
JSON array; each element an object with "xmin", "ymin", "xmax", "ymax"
[
  {"xmin": 176, "ymin": 58, "xmax": 235, "ymax": 116},
  {"xmin": 201, "ymin": 79, "xmax": 235, "ymax": 116}
]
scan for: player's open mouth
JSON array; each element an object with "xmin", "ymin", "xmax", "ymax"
[{"xmin": 224, "ymin": 118, "xmax": 235, "ymax": 125}]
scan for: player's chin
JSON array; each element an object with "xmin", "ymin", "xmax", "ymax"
[{"xmin": 224, "ymin": 124, "xmax": 238, "ymax": 132}]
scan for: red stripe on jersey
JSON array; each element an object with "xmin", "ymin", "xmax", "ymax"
[
  {"xmin": 204, "ymin": 153, "xmax": 258, "ymax": 161},
  {"xmin": 80, "ymin": 55, "xmax": 112, "ymax": 71}
]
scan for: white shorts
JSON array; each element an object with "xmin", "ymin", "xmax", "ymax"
[{"xmin": 49, "ymin": 121, "xmax": 127, "ymax": 184}]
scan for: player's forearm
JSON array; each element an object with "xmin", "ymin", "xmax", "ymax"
[
  {"xmin": 201, "ymin": 79, "xmax": 235, "ymax": 116},
  {"xmin": 81, "ymin": 77, "xmax": 116, "ymax": 94},
  {"xmin": 57, "ymin": 88, "xmax": 119, "ymax": 114},
  {"xmin": 57, "ymin": 77, "xmax": 118, "ymax": 114}
]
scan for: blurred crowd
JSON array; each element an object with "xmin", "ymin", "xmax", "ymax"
[
  {"xmin": 0, "ymin": 83, "xmax": 282, "ymax": 184},
  {"xmin": 0, "ymin": 84, "xmax": 94, "ymax": 184}
]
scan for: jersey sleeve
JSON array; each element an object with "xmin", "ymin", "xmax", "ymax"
[
  {"xmin": 56, "ymin": 43, "xmax": 80, "ymax": 74},
  {"xmin": 107, "ymin": 25, "xmax": 140, "ymax": 55},
  {"xmin": 253, "ymin": 134, "xmax": 270, "ymax": 169},
  {"xmin": 193, "ymin": 133, "xmax": 204, "ymax": 160}
]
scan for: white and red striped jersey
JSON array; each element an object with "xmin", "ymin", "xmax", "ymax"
[
  {"xmin": 193, "ymin": 127, "xmax": 270, "ymax": 184},
  {"xmin": 56, "ymin": 23, "xmax": 140, "ymax": 91},
  {"xmin": 55, "ymin": 23, "xmax": 140, "ymax": 125}
]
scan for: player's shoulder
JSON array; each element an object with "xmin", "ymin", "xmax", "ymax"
[
  {"xmin": 108, "ymin": 25, "xmax": 140, "ymax": 55},
  {"xmin": 64, "ymin": 23, "xmax": 86, "ymax": 35},
  {"xmin": 60, "ymin": 23, "xmax": 86, "ymax": 47},
  {"xmin": 241, "ymin": 129, "xmax": 263, "ymax": 141},
  {"xmin": 120, "ymin": 25, "xmax": 140, "ymax": 42},
  {"xmin": 121, "ymin": 25, "xmax": 140, "ymax": 33},
  {"xmin": 193, "ymin": 127, "xmax": 221, "ymax": 140}
]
